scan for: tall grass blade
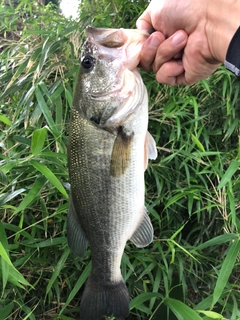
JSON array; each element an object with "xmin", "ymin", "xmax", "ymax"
[
  {"xmin": 13, "ymin": 176, "xmax": 46, "ymax": 215},
  {"xmin": 0, "ymin": 302, "xmax": 14, "ymax": 319},
  {"xmin": 217, "ymin": 160, "xmax": 240, "ymax": 189},
  {"xmin": 35, "ymin": 85, "xmax": 59, "ymax": 137},
  {"xmin": 197, "ymin": 310, "xmax": 224, "ymax": 319},
  {"xmin": 31, "ymin": 127, "xmax": 47, "ymax": 156},
  {"xmin": 130, "ymin": 292, "xmax": 163, "ymax": 311},
  {"xmin": 0, "ymin": 189, "xmax": 26, "ymax": 206},
  {"xmin": 59, "ymin": 261, "xmax": 92, "ymax": 315},
  {"xmin": 45, "ymin": 247, "xmax": 70, "ymax": 297},
  {"xmin": 164, "ymin": 298, "xmax": 203, "ymax": 320},
  {"xmin": 0, "ymin": 170, "xmax": 8, "ymax": 185},
  {"xmin": 0, "ymin": 242, "xmax": 32, "ymax": 289},
  {"xmin": 0, "ymin": 223, "xmax": 9, "ymax": 294},
  {"xmin": 0, "ymin": 114, "xmax": 12, "ymax": 126},
  {"xmin": 196, "ymin": 234, "xmax": 238, "ymax": 250},
  {"xmin": 212, "ymin": 238, "xmax": 240, "ymax": 307},
  {"xmin": 30, "ymin": 160, "xmax": 68, "ymax": 198}
]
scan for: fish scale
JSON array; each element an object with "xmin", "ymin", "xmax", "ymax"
[{"xmin": 67, "ymin": 27, "xmax": 157, "ymax": 320}]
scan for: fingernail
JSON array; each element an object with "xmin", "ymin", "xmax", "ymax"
[
  {"xmin": 149, "ymin": 35, "xmax": 162, "ymax": 48},
  {"xmin": 172, "ymin": 32, "xmax": 186, "ymax": 46}
]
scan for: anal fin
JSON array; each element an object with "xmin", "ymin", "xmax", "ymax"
[
  {"xmin": 130, "ymin": 207, "xmax": 153, "ymax": 248},
  {"xmin": 67, "ymin": 195, "xmax": 88, "ymax": 258}
]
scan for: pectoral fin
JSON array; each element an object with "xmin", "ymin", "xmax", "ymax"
[
  {"xmin": 67, "ymin": 195, "xmax": 88, "ymax": 258},
  {"xmin": 144, "ymin": 131, "xmax": 157, "ymax": 171},
  {"xmin": 110, "ymin": 126, "xmax": 134, "ymax": 178},
  {"xmin": 130, "ymin": 207, "xmax": 153, "ymax": 248}
]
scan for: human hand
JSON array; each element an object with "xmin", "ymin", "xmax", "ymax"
[
  {"xmin": 136, "ymin": 0, "xmax": 232, "ymax": 85},
  {"xmin": 139, "ymin": 30, "xmax": 189, "ymax": 85}
]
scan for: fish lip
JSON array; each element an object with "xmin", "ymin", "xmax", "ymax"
[
  {"xmin": 83, "ymin": 26, "xmax": 149, "ymax": 72},
  {"xmin": 86, "ymin": 26, "xmax": 124, "ymax": 44},
  {"xmin": 86, "ymin": 25, "xmax": 151, "ymax": 39}
]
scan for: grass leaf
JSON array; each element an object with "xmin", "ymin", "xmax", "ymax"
[
  {"xmin": 59, "ymin": 261, "xmax": 92, "ymax": 315},
  {"xmin": 130, "ymin": 292, "xmax": 163, "ymax": 310},
  {"xmin": 197, "ymin": 310, "xmax": 224, "ymax": 319},
  {"xmin": 195, "ymin": 234, "xmax": 238, "ymax": 251},
  {"xmin": 35, "ymin": 85, "xmax": 59, "ymax": 137},
  {"xmin": 31, "ymin": 127, "xmax": 47, "ymax": 156},
  {"xmin": 212, "ymin": 238, "xmax": 240, "ymax": 306},
  {"xmin": 0, "ymin": 302, "xmax": 14, "ymax": 319},
  {"xmin": 31, "ymin": 160, "xmax": 68, "ymax": 198},
  {"xmin": 217, "ymin": 160, "xmax": 240, "ymax": 189},
  {"xmin": 0, "ymin": 242, "xmax": 32, "ymax": 289},
  {"xmin": 45, "ymin": 247, "xmax": 70, "ymax": 297},
  {"xmin": 164, "ymin": 298, "xmax": 203, "ymax": 320},
  {"xmin": 13, "ymin": 176, "xmax": 46, "ymax": 215},
  {"xmin": 0, "ymin": 113, "xmax": 12, "ymax": 126}
]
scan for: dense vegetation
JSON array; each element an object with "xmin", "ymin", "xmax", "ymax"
[{"xmin": 0, "ymin": 0, "xmax": 240, "ymax": 319}]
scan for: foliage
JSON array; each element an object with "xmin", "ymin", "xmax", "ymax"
[{"xmin": 0, "ymin": 0, "xmax": 240, "ymax": 319}]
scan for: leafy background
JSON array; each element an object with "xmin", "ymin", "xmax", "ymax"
[{"xmin": 0, "ymin": 0, "xmax": 240, "ymax": 319}]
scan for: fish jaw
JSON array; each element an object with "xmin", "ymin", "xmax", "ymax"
[{"xmin": 85, "ymin": 26, "xmax": 149, "ymax": 71}]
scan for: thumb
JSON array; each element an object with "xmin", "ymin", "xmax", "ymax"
[{"xmin": 136, "ymin": 9, "xmax": 153, "ymax": 30}]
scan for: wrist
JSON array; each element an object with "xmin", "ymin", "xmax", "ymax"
[{"xmin": 206, "ymin": 0, "xmax": 240, "ymax": 63}]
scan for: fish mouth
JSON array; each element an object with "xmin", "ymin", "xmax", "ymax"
[
  {"xmin": 86, "ymin": 26, "xmax": 150, "ymax": 44},
  {"xmin": 86, "ymin": 26, "xmax": 127, "ymax": 48},
  {"xmin": 84, "ymin": 26, "xmax": 149, "ymax": 100},
  {"xmin": 85, "ymin": 26, "xmax": 149, "ymax": 71}
]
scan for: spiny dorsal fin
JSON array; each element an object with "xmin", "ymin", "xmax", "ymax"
[{"xmin": 110, "ymin": 126, "xmax": 134, "ymax": 178}]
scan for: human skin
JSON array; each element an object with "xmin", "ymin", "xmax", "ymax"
[{"xmin": 137, "ymin": 0, "xmax": 240, "ymax": 85}]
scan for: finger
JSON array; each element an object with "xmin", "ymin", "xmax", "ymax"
[
  {"xmin": 173, "ymin": 52, "xmax": 182, "ymax": 59},
  {"xmin": 156, "ymin": 60, "xmax": 185, "ymax": 85},
  {"xmin": 139, "ymin": 32, "xmax": 165, "ymax": 72},
  {"xmin": 136, "ymin": 9, "xmax": 153, "ymax": 30},
  {"xmin": 136, "ymin": 18, "xmax": 153, "ymax": 30},
  {"xmin": 153, "ymin": 30, "xmax": 188, "ymax": 72}
]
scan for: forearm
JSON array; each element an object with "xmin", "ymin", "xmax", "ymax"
[{"xmin": 206, "ymin": 0, "xmax": 240, "ymax": 63}]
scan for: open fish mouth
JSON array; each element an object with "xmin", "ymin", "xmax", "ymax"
[{"xmin": 85, "ymin": 26, "xmax": 149, "ymax": 70}]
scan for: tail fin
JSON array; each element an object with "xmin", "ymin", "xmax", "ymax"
[{"xmin": 80, "ymin": 275, "xmax": 130, "ymax": 320}]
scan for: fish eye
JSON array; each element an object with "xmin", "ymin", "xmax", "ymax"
[{"xmin": 81, "ymin": 55, "xmax": 94, "ymax": 72}]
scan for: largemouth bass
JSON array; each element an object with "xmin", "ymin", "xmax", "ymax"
[{"xmin": 67, "ymin": 26, "xmax": 157, "ymax": 320}]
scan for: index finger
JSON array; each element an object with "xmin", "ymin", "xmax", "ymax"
[{"xmin": 138, "ymin": 32, "xmax": 165, "ymax": 72}]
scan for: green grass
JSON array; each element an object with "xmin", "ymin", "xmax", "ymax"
[{"xmin": 0, "ymin": 0, "xmax": 240, "ymax": 319}]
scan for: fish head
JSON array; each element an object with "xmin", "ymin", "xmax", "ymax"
[{"xmin": 76, "ymin": 26, "xmax": 149, "ymax": 127}]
